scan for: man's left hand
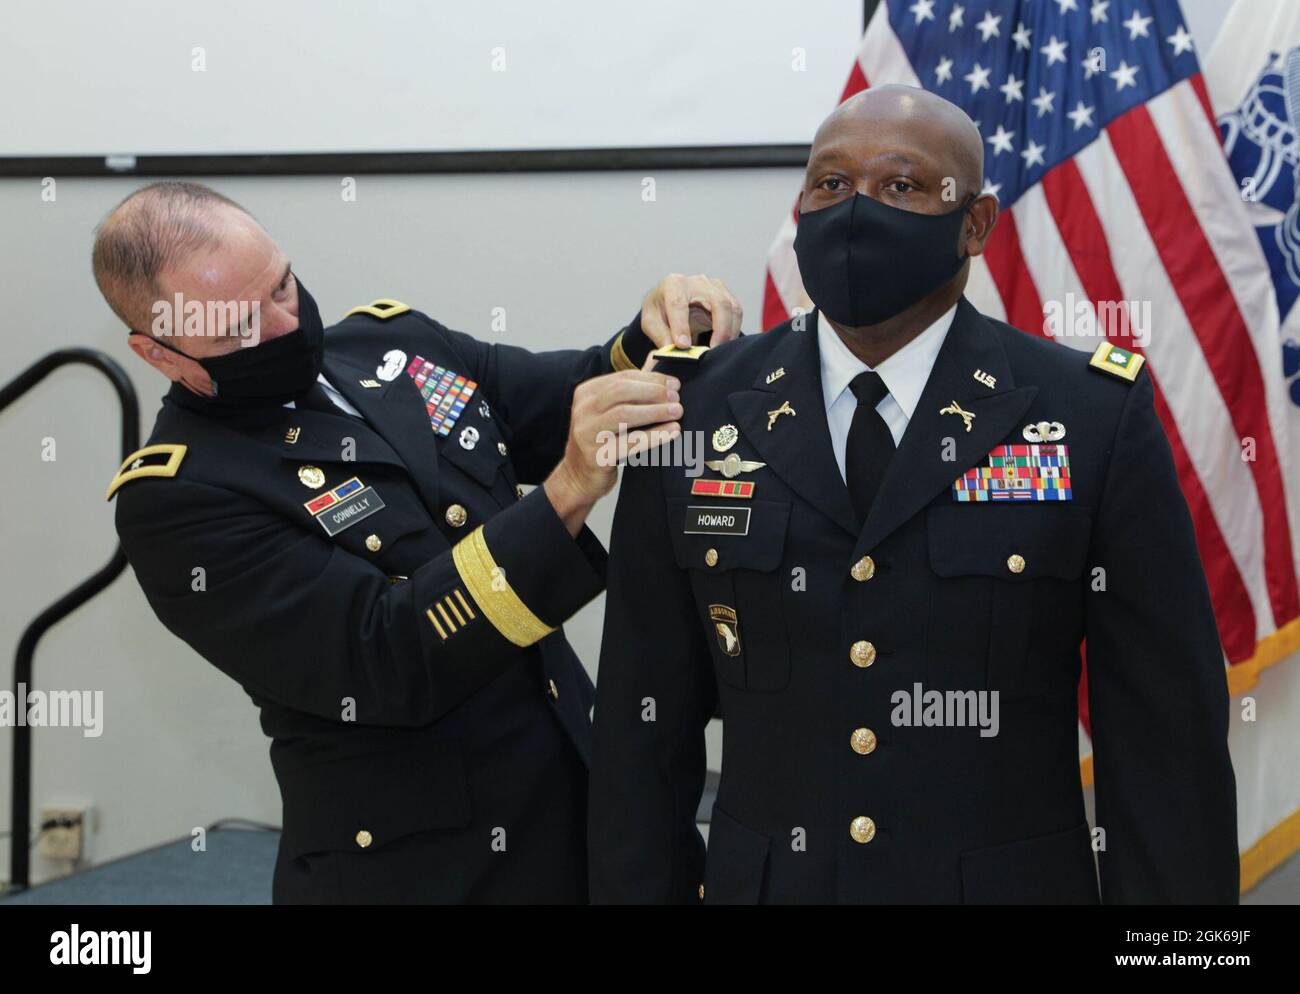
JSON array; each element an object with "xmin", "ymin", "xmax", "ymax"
[{"xmin": 641, "ymin": 274, "xmax": 743, "ymax": 349}]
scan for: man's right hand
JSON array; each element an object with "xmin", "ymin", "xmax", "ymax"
[{"xmin": 544, "ymin": 368, "xmax": 681, "ymax": 534}]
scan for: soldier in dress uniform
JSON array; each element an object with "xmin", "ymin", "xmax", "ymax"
[
  {"xmin": 94, "ymin": 181, "xmax": 741, "ymax": 903},
  {"xmin": 588, "ymin": 86, "xmax": 1239, "ymax": 904}
]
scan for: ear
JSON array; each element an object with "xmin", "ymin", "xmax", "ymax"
[
  {"xmin": 127, "ymin": 331, "xmax": 214, "ymax": 396},
  {"xmin": 127, "ymin": 331, "xmax": 181, "ymax": 379},
  {"xmin": 961, "ymin": 193, "xmax": 1000, "ymax": 258}
]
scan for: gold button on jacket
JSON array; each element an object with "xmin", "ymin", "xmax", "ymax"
[
  {"xmin": 850, "ymin": 816, "xmax": 876, "ymax": 844},
  {"xmin": 364, "ymin": 534, "xmax": 382, "ymax": 552},
  {"xmin": 850, "ymin": 555, "xmax": 875, "ymax": 582},
  {"xmin": 355, "ymin": 829, "xmax": 373, "ymax": 849},
  {"xmin": 445, "ymin": 503, "xmax": 468, "ymax": 527},
  {"xmin": 1007, "ymin": 553, "xmax": 1026, "ymax": 574},
  {"xmin": 850, "ymin": 727, "xmax": 877, "ymax": 755},
  {"xmin": 850, "ymin": 640, "xmax": 876, "ymax": 668}
]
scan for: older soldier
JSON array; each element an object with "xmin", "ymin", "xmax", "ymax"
[{"xmin": 96, "ymin": 181, "xmax": 741, "ymax": 903}]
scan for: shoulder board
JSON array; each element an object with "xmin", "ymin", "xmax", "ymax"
[
  {"xmin": 649, "ymin": 344, "xmax": 710, "ymax": 363},
  {"xmin": 1088, "ymin": 341, "xmax": 1145, "ymax": 383},
  {"xmin": 345, "ymin": 299, "xmax": 411, "ymax": 320},
  {"xmin": 105, "ymin": 444, "xmax": 188, "ymax": 501}
]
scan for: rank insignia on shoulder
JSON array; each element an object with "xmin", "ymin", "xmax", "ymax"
[
  {"xmin": 303, "ymin": 477, "xmax": 386, "ymax": 536},
  {"xmin": 650, "ymin": 344, "xmax": 710, "ymax": 362},
  {"xmin": 1088, "ymin": 342, "xmax": 1145, "ymax": 382},
  {"xmin": 345, "ymin": 298, "xmax": 411, "ymax": 320},
  {"xmin": 105, "ymin": 444, "xmax": 188, "ymax": 500},
  {"xmin": 709, "ymin": 604, "xmax": 741, "ymax": 656},
  {"xmin": 405, "ymin": 355, "xmax": 477, "ymax": 436},
  {"xmin": 953, "ymin": 444, "xmax": 1072, "ymax": 502}
]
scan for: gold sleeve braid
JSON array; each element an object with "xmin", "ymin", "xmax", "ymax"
[
  {"xmin": 451, "ymin": 526, "xmax": 556, "ymax": 647},
  {"xmin": 610, "ymin": 331, "xmax": 637, "ymax": 372}
]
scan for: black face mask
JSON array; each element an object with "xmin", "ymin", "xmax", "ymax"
[
  {"xmin": 139, "ymin": 277, "xmax": 325, "ymax": 408},
  {"xmin": 793, "ymin": 193, "xmax": 973, "ymax": 326}
]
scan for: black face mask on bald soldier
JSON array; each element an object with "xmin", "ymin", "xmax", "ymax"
[
  {"xmin": 793, "ymin": 192, "xmax": 974, "ymax": 327},
  {"xmin": 140, "ymin": 277, "xmax": 326, "ymax": 408}
]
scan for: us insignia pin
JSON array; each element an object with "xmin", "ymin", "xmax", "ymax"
[
  {"xmin": 284, "ymin": 426, "xmax": 301, "ymax": 444},
  {"xmin": 359, "ymin": 378, "xmax": 382, "ymax": 389},
  {"xmin": 708, "ymin": 604, "xmax": 741, "ymax": 656},
  {"xmin": 973, "ymin": 369, "xmax": 996, "ymax": 389},
  {"xmin": 765, "ymin": 367, "xmax": 785, "ymax": 385},
  {"xmin": 712, "ymin": 424, "xmax": 739, "ymax": 452}
]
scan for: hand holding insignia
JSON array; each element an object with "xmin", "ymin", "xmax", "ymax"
[
  {"xmin": 544, "ymin": 369, "xmax": 682, "ymax": 533},
  {"xmin": 640, "ymin": 274, "xmax": 743, "ymax": 349}
]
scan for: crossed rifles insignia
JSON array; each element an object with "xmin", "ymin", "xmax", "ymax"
[{"xmin": 939, "ymin": 400, "xmax": 976, "ymax": 433}]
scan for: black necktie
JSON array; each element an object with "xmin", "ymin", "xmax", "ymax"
[
  {"xmin": 845, "ymin": 371, "xmax": 895, "ymax": 524},
  {"xmin": 296, "ymin": 381, "xmax": 363, "ymax": 423}
]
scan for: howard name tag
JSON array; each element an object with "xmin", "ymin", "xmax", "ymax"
[
  {"xmin": 305, "ymin": 479, "xmax": 387, "ymax": 536},
  {"xmin": 684, "ymin": 505, "xmax": 751, "ymax": 536}
]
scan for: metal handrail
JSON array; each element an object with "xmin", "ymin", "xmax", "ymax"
[{"xmin": 0, "ymin": 349, "xmax": 139, "ymax": 891}]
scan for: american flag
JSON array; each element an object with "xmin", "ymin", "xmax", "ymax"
[{"xmin": 764, "ymin": 0, "xmax": 1300, "ymax": 712}]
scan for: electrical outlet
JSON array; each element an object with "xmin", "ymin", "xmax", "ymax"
[{"xmin": 38, "ymin": 807, "xmax": 87, "ymax": 861}]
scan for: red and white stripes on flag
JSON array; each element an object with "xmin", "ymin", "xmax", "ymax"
[{"xmin": 762, "ymin": 5, "xmax": 1300, "ymax": 700}]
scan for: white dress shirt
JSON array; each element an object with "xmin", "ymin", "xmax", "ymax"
[
  {"xmin": 283, "ymin": 373, "xmax": 364, "ymax": 417},
  {"xmin": 818, "ymin": 304, "xmax": 957, "ymax": 482}
]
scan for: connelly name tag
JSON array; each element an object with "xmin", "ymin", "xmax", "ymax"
[{"xmin": 303, "ymin": 477, "xmax": 387, "ymax": 536}]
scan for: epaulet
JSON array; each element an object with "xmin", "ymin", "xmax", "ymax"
[
  {"xmin": 105, "ymin": 444, "xmax": 188, "ymax": 501},
  {"xmin": 648, "ymin": 344, "xmax": 711, "ymax": 364},
  {"xmin": 344, "ymin": 299, "xmax": 411, "ymax": 320},
  {"xmin": 1088, "ymin": 342, "xmax": 1145, "ymax": 383}
]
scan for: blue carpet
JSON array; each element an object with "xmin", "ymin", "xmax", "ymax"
[{"xmin": 1, "ymin": 827, "xmax": 279, "ymax": 905}]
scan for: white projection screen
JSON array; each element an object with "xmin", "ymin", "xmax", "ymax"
[{"xmin": 1, "ymin": 0, "xmax": 866, "ymax": 158}]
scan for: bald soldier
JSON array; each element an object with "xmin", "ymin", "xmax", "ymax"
[
  {"xmin": 589, "ymin": 85, "xmax": 1239, "ymax": 904},
  {"xmin": 95, "ymin": 181, "xmax": 739, "ymax": 903}
]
